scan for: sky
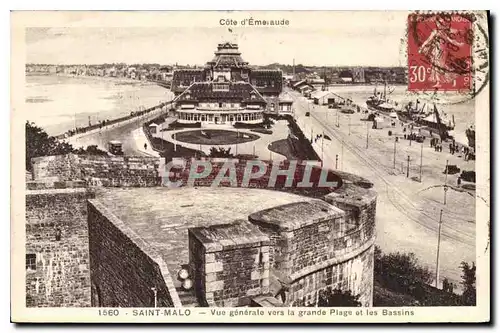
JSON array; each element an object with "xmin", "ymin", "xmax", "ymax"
[{"xmin": 24, "ymin": 11, "xmax": 409, "ymax": 67}]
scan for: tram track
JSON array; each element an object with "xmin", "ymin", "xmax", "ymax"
[{"xmin": 292, "ymin": 95, "xmax": 475, "ymax": 248}]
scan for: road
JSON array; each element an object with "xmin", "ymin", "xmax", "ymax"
[
  {"xmin": 290, "ymin": 90, "xmax": 477, "ymax": 289},
  {"xmin": 66, "ymin": 105, "xmax": 170, "ymax": 156}
]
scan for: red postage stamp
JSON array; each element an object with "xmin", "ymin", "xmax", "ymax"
[{"xmin": 407, "ymin": 13, "xmax": 473, "ymax": 91}]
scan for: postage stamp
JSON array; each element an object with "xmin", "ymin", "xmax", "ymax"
[{"xmin": 407, "ymin": 13, "xmax": 473, "ymax": 92}]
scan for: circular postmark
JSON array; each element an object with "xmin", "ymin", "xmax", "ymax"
[{"xmin": 405, "ymin": 11, "xmax": 489, "ymax": 105}]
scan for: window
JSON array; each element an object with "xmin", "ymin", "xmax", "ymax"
[
  {"xmin": 213, "ymin": 83, "xmax": 229, "ymax": 91},
  {"xmin": 26, "ymin": 254, "xmax": 36, "ymax": 271}
]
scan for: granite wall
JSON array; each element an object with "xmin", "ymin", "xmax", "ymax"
[
  {"xmin": 25, "ymin": 186, "xmax": 94, "ymax": 307},
  {"xmin": 87, "ymin": 200, "xmax": 181, "ymax": 307}
]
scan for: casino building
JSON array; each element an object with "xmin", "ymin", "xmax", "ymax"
[{"xmin": 171, "ymin": 42, "xmax": 292, "ymax": 125}]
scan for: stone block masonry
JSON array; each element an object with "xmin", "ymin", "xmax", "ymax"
[
  {"xmin": 248, "ymin": 184, "xmax": 377, "ymax": 307},
  {"xmin": 31, "ymin": 154, "xmax": 161, "ymax": 187},
  {"xmin": 27, "ymin": 154, "xmax": 378, "ymax": 307},
  {"xmin": 188, "ymin": 221, "xmax": 270, "ymax": 307},
  {"xmin": 87, "ymin": 200, "xmax": 181, "ymax": 307},
  {"xmin": 25, "ymin": 186, "xmax": 95, "ymax": 307}
]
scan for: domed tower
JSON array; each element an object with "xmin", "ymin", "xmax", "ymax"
[{"xmin": 206, "ymin": 42, "xmax": 250, "ymax": 83}]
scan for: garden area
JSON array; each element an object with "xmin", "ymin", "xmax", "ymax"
[{"xmin": 174, "ymin": 130, "xmax": 260, "ymax": 145}]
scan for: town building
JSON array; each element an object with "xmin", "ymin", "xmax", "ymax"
[{"xmin": 171, "ymin": 42, "xmax": 290, "ymax": 125}]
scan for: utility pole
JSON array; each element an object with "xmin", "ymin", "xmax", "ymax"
[
  {"xmin": 419, "ymin": 142, "xmax": 424, "ymax": 182},
  {"xmin": 406, "ymin": 155, "xmax": 410, "ymax": 178},
  {"xmin": 366, "ymin": 122, "xmax": 369, "ymax": 149},
  {"xmin": 444, "ymin": 160, "xmax": 449, "ymax": 205},
  {"xmin": 435, "ymin": 210, "xmax": 443, "ymax": 288},
  {"xmin": 341, "ymin": 141, "xmax": 344, "ymax": 170},
  {"xmin": 321, "ymin": 133, "xmax": 324, "ymax": 167},
  {"xmin": 393, "ymin": 138, "xmax": 397, "ymax": 169}
]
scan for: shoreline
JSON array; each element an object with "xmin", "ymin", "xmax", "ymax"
[{"xmin": 27, "ymin": 72, "xmax": 156, "ymax": 86}]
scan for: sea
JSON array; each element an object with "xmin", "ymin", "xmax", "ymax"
[
  {"xmin": 24, "ymin": 76, "xmax": 476, "ymax": 145},
  {"xmin": 25, "ymin": 74, "xmax": 172, "ymax": 136},
  {"xmin": 326, "ymin": 85, "xmax": 476, "ymax": 145}
]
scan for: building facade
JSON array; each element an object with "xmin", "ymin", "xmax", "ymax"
[{"xmin": 171, "ymin": 42, "xmax": 290, "ymax": 125}]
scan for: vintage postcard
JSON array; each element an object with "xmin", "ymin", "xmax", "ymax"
[{"xmin": 11, "ymin": 11, "xmax": 490, "ymax": 323}]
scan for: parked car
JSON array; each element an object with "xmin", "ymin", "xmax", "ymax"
[
  {"xmin": 305, "ymin": 112, "xmax": 310, "ymax": 117},
  {"xmin": 108, "ymin": 140, "xmax": 124, "ymax": 155}
]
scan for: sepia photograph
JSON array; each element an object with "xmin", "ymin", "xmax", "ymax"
[{"xmin": 10, "ymin": 10, "xmax": 490, "ymax": 323}]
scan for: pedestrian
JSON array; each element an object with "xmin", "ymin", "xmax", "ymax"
[
  {"xmin": 457, "ymin": 177, "xmax": 462, "ymax": 186},
  {"xmin": 449, "ymin": 143, "xmax": 453, "ymax": 153},
  {"xmin": 144, "ymin": 143, "xmax": 147, "ymax": 150}
]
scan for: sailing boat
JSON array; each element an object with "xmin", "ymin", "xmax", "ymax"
[
  {"xmin": 416, "ymin": 103, "xmax": 456, "ymax": 139},
  {"xmin": 365, "ymin": 81, "xmax": 398, "ymax": 113}
]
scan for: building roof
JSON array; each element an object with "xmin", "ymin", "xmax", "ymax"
[
  {"xmin": 292, "ymin": 80, "xmax": 307, "ymax": 88},
  {"xmin": 308, "ymin": 78, "xmax": 325, "ymax": 84},
  {"xmin": 250, "ymin": 70, "xmax": 283, "ymax": 94},
  {"xmin": 248, "ymin": 199, "xmax": 344, "ymax": 231},
  {"xmin": 171, "ymin": 69, "xmax": 207, "ymax": 93},
  {"xmin": 311, "ymin": 91, "xmax": 332, "ymax": 100},
  {"xmin": 94, "ymin": 187, "xmax": 309, "ymax": 275},
  {"xmin": 174, "ymin": 82, "xmax": 267, "ymax": 103},
  {"xmin": 279, "ymin": 92, "xmax": 294, "ymax": 103},
  {"xmin": 298, "ymin": 85, "xmax": 313, "ymax": 92},
  {"xmin": 207, "ymin": 42, "xmax": 249, "ymax": 68}
]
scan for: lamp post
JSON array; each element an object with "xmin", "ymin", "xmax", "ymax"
[
  {"xmin": 419, "ymin": 141, "xmax": 424, "ymax": 182},
  {"xmin": 444, "ymin": 160, "xmax": 449, "ymax": 205},
  {"xmin": 366, "ymin": 122, "xmax": 369, "ymax": 149},
  {"xmin": 435, "ymin": 210, "xmax": 443, "ymax": 288},
  {"xmin": 393, "ymin": 137, "xmax": 397, "ymax": 170}
]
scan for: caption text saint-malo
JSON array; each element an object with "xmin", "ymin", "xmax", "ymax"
[{"xmin": 219, "ymin": 18, "xmax": 290, "ymax": 27}]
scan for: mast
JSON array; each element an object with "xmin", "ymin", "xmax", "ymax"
[{"xmin": 383, "ymin": 80, "xmax": 387, "ymax": 102}]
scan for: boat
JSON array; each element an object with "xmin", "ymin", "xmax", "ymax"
[
  {"xmin": 365, "ymin": 81, "xmax": 399, "ymax": 113},
  {"xmin": 415, "ymin": 103, "xmax": 455, "ymax": 140},
  {"xmin": 466, "ymin": 125, "xmax": 475, "ymax": 148},
  {"xmin": 402, "ymin": 99, "xmax": 434, "ymax": 119}
]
